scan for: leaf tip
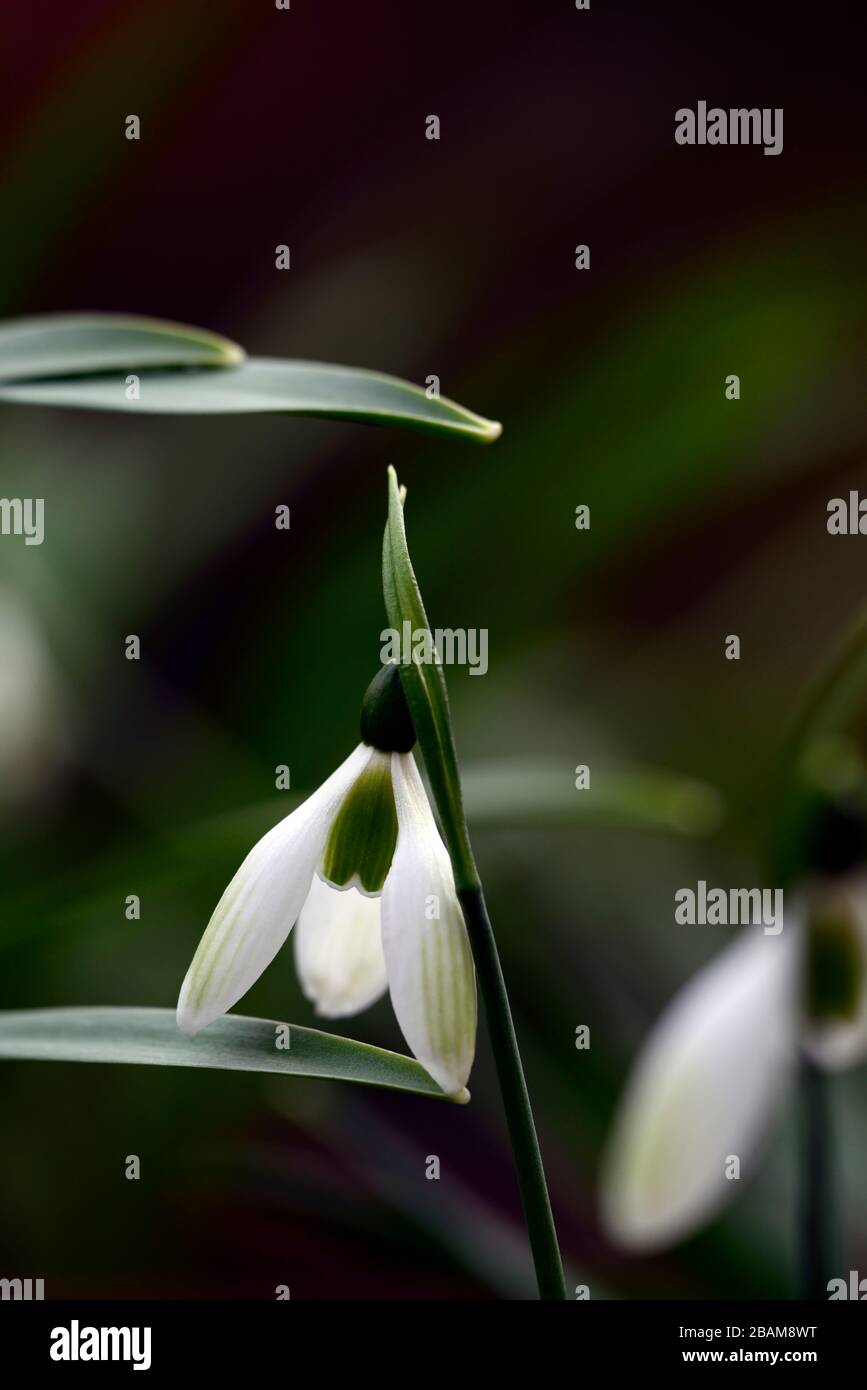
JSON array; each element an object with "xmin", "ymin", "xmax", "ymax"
[
  {"xmin": 220, "ymin": 341, "xmax": 247, "ymax": 367},
  {"xmin": 385, "ymin": 464, "xmax": 406, "ymax": 508}
]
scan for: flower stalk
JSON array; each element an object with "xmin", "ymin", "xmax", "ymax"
[
  {"xmin": 382, "ymin": 465, "xmax": 566, "ymax": 1301},
  {"xmin": 458, "ymin": 882, "xmax": 567, "ymax": 1300},
  {"xmin": 777, "ymin": 610, "xmax": 867, "ymax": 1296},
  {"xmin": 799, "ymin": 1054, "xmax": 835, "ymax": 1299}
]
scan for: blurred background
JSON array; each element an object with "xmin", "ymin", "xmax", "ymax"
[{"xmin": 1, "ymin": 0, "xmax": 865, "ymax": 1298}]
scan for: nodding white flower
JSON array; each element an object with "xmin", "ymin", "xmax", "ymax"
[
  {"xmin": 600, "ymin": 876, "xmax": 867, "ymax": 1251},
  {"xmin": 177, "ymin": 667, "xmax": 476, "ymax": 1099}
]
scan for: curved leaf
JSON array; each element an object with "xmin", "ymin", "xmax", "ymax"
[
  {"xmin": 0, "ymin": 313, "xmax": 244, "ymax": 380},
  {"xmin": 0, "ymin": 357, "xmax": 502, "ymax": 443},
  {"xmin": 0, "ymin": 1006, "xmax": 462, "ymax": 1101}
]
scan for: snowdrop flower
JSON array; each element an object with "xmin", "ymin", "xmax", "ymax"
[
  {"xmin": 177, "ymin": 666, "xmax": 476, "ymax": 1099},
  {"xmin": 600, "ymin": 875, "xmax": 867, "ymax": 1251}
]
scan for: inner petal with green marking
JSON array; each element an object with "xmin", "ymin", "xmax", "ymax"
[{"xmin": 320, "ymin": 750, "xmax": 398, "ymax": 895}]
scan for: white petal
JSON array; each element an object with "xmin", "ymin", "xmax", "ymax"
[
  {"xmin": 802, "ymin": 875, "xmax": 867, "ymax": 1071},
  {"xmin": 295, "ymin": 876, "xmax": 388, "ymax": 1018},
  {"xmin": 380, "ymin": 752, "xmax": 476, "ymax": 1097},
  {"xmin": 177, "ymin": 743, "xmax": 372, "ymax": 1035},
  {"xmin": 600, "ymin": 929, "xmax": 798, "ymax": 1251}
]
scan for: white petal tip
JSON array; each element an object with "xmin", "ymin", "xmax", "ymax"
[
  {"xmin": 312, "ymin": 999, "xmax": 362, "ymax": 1020},
  {"xmin": 598, "ymin": 1191, "xmax": 677, "ymax": 1253},
  {"xmin": 176, "ymin": 1001, "xmax": 209, "ymax": 1037},
  {"xmin": 424, "ymin": 1064, "xmax": 472, "ymax": 1099}
]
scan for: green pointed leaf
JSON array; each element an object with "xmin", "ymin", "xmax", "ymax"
[
  {"xmin": 382, "ymin": 466, "xmax": 478, "ymax": 886},
  {"xmin": 0, "ymin": 313, "xmax": 244, "ymax": 381},
  {"xmin": 0, "ymin": 356, "xmax": 502, "ymax": 443},
  {"xmin": 0, "ymin": 1006, "xmax": 462, "ymax": 1101}
]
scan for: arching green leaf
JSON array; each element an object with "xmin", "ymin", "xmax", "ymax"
[
  {"xmin": 0, "ymin": 1006, "xmax": 463, "ymax": 1101},
  {"xmin": 0, "ymin": 312, "xmax": 243, "ymax": 380},
  {"xmin": 0, "ymin": 356, "xmax": 502, "ymax": 443}
]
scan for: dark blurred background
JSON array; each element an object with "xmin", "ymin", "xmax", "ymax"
[{"xmin": 1, "ymin": 0, "xmax": 865, "ymax": 1298}]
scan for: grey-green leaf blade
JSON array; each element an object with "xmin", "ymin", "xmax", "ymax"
[
  {"xmin": 0, "ymin": 1006, "xmax": 458, "ymax": 1100},
  {"xmin": 0, "ymin": 357, "xmax": 502, "ymax": 442},
  {"xmin": 0, "ymin": 313, "xmax": 244, "ymax": 381}
]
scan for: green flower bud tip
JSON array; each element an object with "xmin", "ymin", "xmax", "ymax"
[{"xmin": 360, "ymin": 663, "xmax": 416, "ymax": 754}]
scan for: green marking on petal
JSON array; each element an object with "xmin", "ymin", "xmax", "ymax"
[{"xmin": 321, "ymin": 753, "xmax": 398, "ymax": 894}]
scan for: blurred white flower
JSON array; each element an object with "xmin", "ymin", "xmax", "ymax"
[
  {"xmin": 0, "ymin": 587, "xmax": 66, "ymax": 804},
  {"xmin": 600, "ymin": 880, "xmax": 867, "ymax": 1251},
  {"xmin": 177, "ymin": 740, "xmax": 476, "ymax": 1098}
]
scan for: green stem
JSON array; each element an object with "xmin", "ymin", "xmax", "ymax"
[
  {"xmin": 381, "ymin": 466, "xmax": 566, "ymax": 1299},
  {"xmin": 458, "ymin": 882, "xmax": 567, "ymax": 1301},
  {"xmin": 799, "ymin": 1053, "xmax": 834, "ymax": 1299}
]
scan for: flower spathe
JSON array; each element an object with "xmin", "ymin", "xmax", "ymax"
[{"xmin": 177, "ymin": 742, "xmax": 476, "ymax": 1098}]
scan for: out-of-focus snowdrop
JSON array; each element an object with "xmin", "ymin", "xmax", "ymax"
[
  {"xmin": 0, "ymin": 586, "xmax": 67, "ymax": 805},
  {"xmin": 600, "ymin": 876, "xmax": 867, "ymax": 1251}
]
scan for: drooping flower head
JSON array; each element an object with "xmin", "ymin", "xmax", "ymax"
[
  {"xmin": 177, "ymin": 665, "xmax": 476, "ymax": 1099},
  {"xmin": 600, "ymin": 870, "xmax": 867, "ymax": 1250}
]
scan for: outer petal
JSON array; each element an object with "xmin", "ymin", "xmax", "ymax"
[
  {"xmin": 177, "ymin": 743, "xmax": 371, "ymax": 1035},
  {"xmin": 600, "ymin": 928, "xmax": 798, "ymax": 1251},
  {"xmin": 380, "ymin": 752, "xmax": 476, "ymax": 1098},
  {"xmin": 295, "ymin": 875, "xmax": 388, "ymax": 1018},
  {"xmin": 802, "ymin": 875, "xmax": 867, "ymax": 1071}
]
